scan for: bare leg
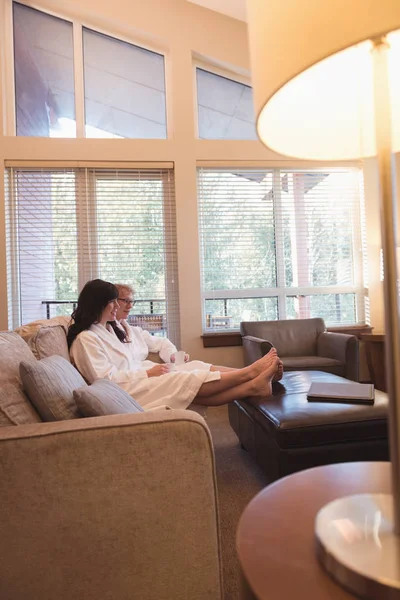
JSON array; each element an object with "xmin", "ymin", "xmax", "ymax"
[
  {"xmin": 208, "ymin": 348, "xmax": 278, "ymax": 381},
  {"xmin": 211, "ymin": 354, "xmax": 284, "ymax": 380},
  {"xmin": 194, "ymin": 360, "xmax": 278, "ymax": 406},
  {"xmin": 196, "ymin": 349, "xmax": 278, "ymax": 396}
]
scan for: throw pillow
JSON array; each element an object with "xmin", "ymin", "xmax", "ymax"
[
  {"xmin": 0, "ymin": 332, "xmax": 42, "ymax": 426},
  {"xmin": 20, "ymin": 355, "xmax": 86, "ymax": 421},
  {"xmin": 15, "ymin": 316, "xmax": 72, "ymax": 361},
  {"xmin": 74, "ymin": 379, "xmax": 144, "ymax": 417}
]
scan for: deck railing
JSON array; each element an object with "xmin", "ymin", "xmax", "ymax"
[{"xmin": 41, "ymin": 299, "xmax": 168, "ymax": 335}]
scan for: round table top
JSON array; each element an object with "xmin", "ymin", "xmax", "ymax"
[{"xmin": 236, "ymin": 462, "xmax": 392, "ymax": 599}]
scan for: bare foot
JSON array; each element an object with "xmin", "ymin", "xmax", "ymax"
[
  {"xmin": 263, "ymin": 354, "xmax": 280, "ymax": 379},
  {"xmin": 251, "ymin": 348, "xmax": 278, "ymax": 377},
  {"xmin": 272, "ymin": 360, "xmax": 284, "ymax": 382},
  {"xmin": 252, "ymin": 371, "xmax": 273, "ymax": 398},
  {"xmin": 251, "ymin": 356, "xmax": 279, "ymax": 398}
]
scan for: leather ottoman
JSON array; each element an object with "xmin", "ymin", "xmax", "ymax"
[{"xmin": 228, "ymin": 370, "xmax": 389, "ymax": 482}]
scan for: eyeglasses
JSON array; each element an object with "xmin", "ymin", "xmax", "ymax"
[{"xmin": 118, "ymin": 298, "xmax": 136, "ymax": 306}]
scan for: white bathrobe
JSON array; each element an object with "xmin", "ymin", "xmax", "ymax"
[
  {"xmin": 117, "ymin": 320, "xmax": 213, "ymax": 373},
  {"xmin": 70, "ymin": 323, "xmax": 220, "ymax": 411}
]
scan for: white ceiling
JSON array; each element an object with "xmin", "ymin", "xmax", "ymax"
[{"xmin": 186, "ymin": 0, "xmax": 247, "ymax": 22}]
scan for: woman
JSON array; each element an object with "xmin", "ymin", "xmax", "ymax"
[{"xmin": 68, "ymin": 279, "xmax": 280, "ymax": 411}]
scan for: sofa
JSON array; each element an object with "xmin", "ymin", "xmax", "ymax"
[
  {"xmin": 241, "ymin": 317, "xmax": 359, "ymax": 381},
  {"xmin": 0, "ymin": 318, "xmax": 223, "ymax": 600}
]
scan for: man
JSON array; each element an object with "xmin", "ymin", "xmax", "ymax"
[{"xmin": 114, "ymin": 282, "xmax": 283, "ymax": 380}]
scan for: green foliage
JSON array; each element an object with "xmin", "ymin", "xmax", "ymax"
[
  {"xmin": 51, "ymin": 173, "xmax": 78, "ymax": 315},
  {"xmin": 27, "ymin": 168, "xmax": 360, "ymax": 327},
  {"xmin": 49, "ymin": 173, "xmax": 169, "ymax": 317},
  {"xmin": 200, "ymin": 170, "xmax": 360, "ymax": 327},
  {"xmin": 96, "ymin": 179, "xmax": 166, "ymax": 296},
  {"xmin": 200, "ymin": 172, "xmax": 276, "ymax": 292}
]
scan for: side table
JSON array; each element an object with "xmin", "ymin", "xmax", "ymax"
[
  {"xmin": 360, "ymin": 333, "xmax": 386, "ymax": 392},
  {"xmin": 236, "ymin": 461, "xmax": 391, "ymax": 599}
]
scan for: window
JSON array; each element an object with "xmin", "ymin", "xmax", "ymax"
[
  {"xmin": 83, "ymin": 29, "xmax": 167, "ymax": 138},
  {"xmin": 12, "ymin": 3, "xmax": 167, "ymax": 138},
  {"xmin": 198, "ymin": 168, "xmax": 365, "ymax": 330},
  {"xmin": 196, "ymin": 68, "xmax": 257, "ymax": 140},
  {"xmin": 6, "ymin": 166, "xmax": 180, "ymax": 344},
  {"xmin": 13, "ymin": 2, "xmax": 76, "ymax": 137}
]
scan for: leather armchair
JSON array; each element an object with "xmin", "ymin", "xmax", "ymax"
[{"xmin": 241, "ymin": 317, "xmax": 359, "ymax": 381}]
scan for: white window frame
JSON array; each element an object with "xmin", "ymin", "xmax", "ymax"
[
  {"xmin": 3, "ymin": 0, "xmax": 170, "ymax": 138},
  {"xmin": 6, "ymin": 162, "xmax": 178, "ymax": 333}
]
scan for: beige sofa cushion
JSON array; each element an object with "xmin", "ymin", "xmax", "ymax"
[
  {"xmin": 20, "ymin": 355, "xmax": 85, "ymax": 421},
  {"xmin": 0, "ymin": 332, "xmax": 42, "ymax": 426},
  {"xmin": 74, "ymin": 379, "xmax": 144, "ymax": 417},
  {"xmin": 15, "ymin": 316, "xmax": 72, "ymax": 362}
]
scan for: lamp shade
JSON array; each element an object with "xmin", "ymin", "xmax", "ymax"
[{"xmin": 246, "ymin": 0, "xmax": 400, "ymax": 159}]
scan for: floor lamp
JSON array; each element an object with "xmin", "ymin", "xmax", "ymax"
[{"xmin": 246, "ymin": 1, "xmax": 400, "ymax": 597}]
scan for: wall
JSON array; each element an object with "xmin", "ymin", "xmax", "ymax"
[{"xmin": 0, "ymin": 0, "xmax": 384, "ymax": 367}]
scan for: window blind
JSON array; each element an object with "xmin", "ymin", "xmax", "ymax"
[
  {"xmin": 197, "ymin": 167, "xmax": 365, "ymax": 331},
  {"xmin": 6, "ymin": 166, "xmax": 181, "ymax": 346}
]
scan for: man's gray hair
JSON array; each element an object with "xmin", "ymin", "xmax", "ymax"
[{"xmin": 115, "ymin": 283, "xmax": 135, "ymax": 296}]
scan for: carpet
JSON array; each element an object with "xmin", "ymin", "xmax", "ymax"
[{"xmin": 206, "ymin": 404, "xmax": 268, "ymax": 600}]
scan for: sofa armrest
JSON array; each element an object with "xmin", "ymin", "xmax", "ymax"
[
  {"xmin": 242, "ymin": 335, "xmax": 273, "ymax": 366},
  {"xmin": 0, "ymin": 411, "xmax": 223, "ymax": 600},
  {"xmin": 318, "ymin": 332, "xmax": 359, "ymax": 381}
]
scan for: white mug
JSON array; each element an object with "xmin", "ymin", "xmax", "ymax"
[{"xmin": 174, "ymin": 350, "xmax": 186, "ymax": 365}]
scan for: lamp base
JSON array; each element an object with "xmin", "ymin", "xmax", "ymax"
[{"xmin": 315, "ymin": 493, "xmax": 400, "ymax": 598}]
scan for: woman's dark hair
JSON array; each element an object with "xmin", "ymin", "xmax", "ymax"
[{"xmin": 67, "ymin": 279, "xmax": 127, "ymax": 348}]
